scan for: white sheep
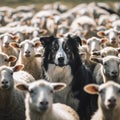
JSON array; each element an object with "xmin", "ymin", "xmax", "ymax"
[
  {"xmin": 10, "ymin": 39, "xmax": 42, "ymax": 80},
  {"xmin": 91, "ymin": 55, "xmax": 120, "ymax": 84},
  {"xmin": 97, "ymin": 28, "xmax": 120, "ymax": 48},
  {"xmin": 0, "ymin": 64, "xmax": 25, "ymax": 120},
  {"xmin": 0, "ymin": 33, "xmax": 19, "ymax": 58},
  {"xmin": 16, "ymin": 79, "xmax": 80, "ymax": 120},
  {"xmin": 82, "ymin": 36, "xmax": 107, "ymax": 54},
  {"xmin": 84, "ymin": 81, "xmax": 120, "ymax": 120},
  {"xmin": 92, "ymin": 46, "xmax": 120, "ymax": 57},
  {"xmin": 0, "ymin": 52, "xmax": 17, "ymax": 66}
]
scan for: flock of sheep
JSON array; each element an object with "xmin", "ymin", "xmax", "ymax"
[{"xmin": 0, "ymin": 1, "xmax": 120, "ymax": 120}]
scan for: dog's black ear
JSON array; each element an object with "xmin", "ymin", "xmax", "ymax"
[
  {"xmin": 68, "ymin": 34, "xmax": 82, "ymax": 46},
  {"xmin": 39, "ymin": 36, "xmax": 55, "ymax": 48}
]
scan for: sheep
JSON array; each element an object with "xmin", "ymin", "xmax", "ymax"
[
  {"xmin": 97, "ymin": 28, "xmax": 120, "ymax": 48},
  {"xmin": 92, "ymin": 47, "xmax": 120, "ymax": 57},
  {"xmin": 16, "ymin": 79, "xmax": 80, "ymax": 120},
  {"xmin": 10, "ymin": 39, "xmax": 42, "ymax": 80},
  {"xmin": 0, "ymin": 64, "xmax": 25, "ymax": 120},
  {"xmin": 0, "ymin": 33, "xmax": 19, "ymax": 58},
  {"xmin": 82, "ymin": 36, "xmax": 107, "ymax": 54},
  {"xmin": 13, "ymin": 70, "xmax": 35, "ymax": 84},
  {"xmin": 78, "ymin": 45, "xmax": 96, "ymax": 72},
  {"xmin": 84, "ymin": 81, "xmax": 120, "ymax": 120},
  {"xmin": 0, "ymin": 52, "xmax": 17, "ymax": 66},
  {"xmin": 70, "ymin": 16, "xmax": 96, "ymax": 38},
  {"xmin": 91, "ymin": 55, "xmax": 120, "ymax": 84}
]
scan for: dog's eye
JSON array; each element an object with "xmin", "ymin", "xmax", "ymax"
[
  {"xmin": 52, "ymin": 47, "xmax": 56, "ymax": 51},
  {"xmin": 65, "ymin": 47, "xmax": 70, "ymax": 52}
]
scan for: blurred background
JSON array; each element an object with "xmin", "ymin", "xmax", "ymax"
[{"xmin": 0, "ymin": 0, "xmax": 120, "ymax": 9}]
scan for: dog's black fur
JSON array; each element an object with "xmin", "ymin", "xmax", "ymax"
[{"xmin": 40, "ymin": 34, "xmax": 97, "ymax": 120}]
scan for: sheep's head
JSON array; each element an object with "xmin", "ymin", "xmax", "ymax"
[
  {"xmin": 0, "ymin": 52, "xmax": 16, "ymax": 66},
  {"xmin": 16, "ymin": 80, "xmax": 66, "ymax": 113},
  {"xmin": 90, "ymin": 56, "xmax": 120, "ymax": 80},
  {"xmin": 0, "ymin": 65, "xmax": 24, "ymax": 90},
  {"xmin": 84, "ymin": 81, "xmax": 120, "ymax": 110},
  {"xmin": 10, "ymin": 40, "xmax": 41, "ymax": 58}
]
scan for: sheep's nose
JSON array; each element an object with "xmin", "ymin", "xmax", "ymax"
[
  {"xmin": 4, "ymin": 43, "xmax": 9, "ymax": 47},
  {"xmin": 108, "ymin": 97, "xmax": 116, "ymax": 105},
  {"xmin": 111, "ymin": 71, "xmax": 118, "ymax": 77},
  {"xmin": 40, "ymin": 101, "xmax": 48, "ymax": 106},
  {"xmin": 25, "ymin": 50, "xmax": 30, "ymax": 54},
  {"xmin": 1, "ymin": 79, "xmax": 8, "ymax": 85}
]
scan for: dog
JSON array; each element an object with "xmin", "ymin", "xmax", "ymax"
[{"xmin": 40, "ymin": 34, "xmax": 97, "ymax": 120}]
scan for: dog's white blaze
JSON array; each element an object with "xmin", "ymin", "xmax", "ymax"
[{"xmin": 55, "ymin": 38, "xmax": 68, "ymax": 65}]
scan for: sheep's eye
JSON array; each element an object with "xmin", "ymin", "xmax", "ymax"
[
  {"xmin": 99, "ymin": 89, "xmax": 104, "ymax": 94},
  {"xmin": 118, "ymin": 89, "xmax": 120, "ymax": 93},
  {"xmin": 104, "ymin": 63, "xmax": 107, "ymax": 66},
  {"xmin": 87, "ymin": 43, "xmax": 90, "ymax": 46},
  {"xmin": 102, "ymin": 55, "xmax": 105, "ymax": 58},
  {"xmin": 19, "ymin": 45, "xmax": 22, "ymax": 48},
  {"xmin": 4, "ymin": 59, "xmax": 8, "ymax": 62},
  {"xmin": 32, "ymin": 45, "xmax": 35, "ymax": 47},
  {"xmin": 11, "ymin": 72, "xmax": 13, "ymax": 75},
  {"xmin": 29, "ymin": 89, "xmax": 34, "ymax": 94},
  {"xmin": 50, "ymin": 90, "xmax": 53, "ymax": 94}
]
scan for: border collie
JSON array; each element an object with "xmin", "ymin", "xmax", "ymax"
[{"xmin": 40, "ymin": 34, "xmax": 97, "ymax": 120}]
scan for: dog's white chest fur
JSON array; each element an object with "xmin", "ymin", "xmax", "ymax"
[{"xmin": 47, "ymin": 64, "xmax": 73, "ymax": 85}]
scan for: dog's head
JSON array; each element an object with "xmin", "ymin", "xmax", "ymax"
[{"xmin": 40, "ymin": 34, "xmax": 82, "ymax": 67}]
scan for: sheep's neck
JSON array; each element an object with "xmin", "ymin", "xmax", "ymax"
[
  {"xmin": 27, "ymin": 103, "xmax": 52, "ymax": 120},
  {"xmin": 100, "ymin": 106, "xmax": 120, "ymax": 120},
  {"xmin": 0, "ymin": 89, "xmax": 12, "ymax": 107}
]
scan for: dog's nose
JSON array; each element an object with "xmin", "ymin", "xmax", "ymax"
[{"xmin": 58, "ymin": 57, "xmax": 64, "ymax": 63}]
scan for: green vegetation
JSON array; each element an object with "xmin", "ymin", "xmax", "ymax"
[{"xmin": 0, "ymin": 0, "xmax": 119, "ymax": 10}]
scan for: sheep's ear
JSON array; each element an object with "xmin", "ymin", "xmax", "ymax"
[
  {"xmin": 52, "ymin": 83, "xmax": 66, "ymax": 92},
  {"xmin": 82, "ymin": 40, "xmax": 87, "ymax": 45},
  {"xmin": 16, "ymin": 84, "xmax": 28, "ymax": 91},
  {"xmin": 39, "ymin": 29, "xmax": 47, "ymax": 35},
  {"xmin": 10, "ymin": 42, "xmax": 19, "ymax": 48},
  {"xmin": 13, "ymin": 64, "xmax": 24, "ymax": 72},
  {"xmin": 97, "ymin": 31, "xmax": 106, "ymax": 37},
  {"xmin": 12, "ymin": 35, "xmax": 19, "ymax": 41},
  {"xmin": 8, "ymin": 56, "xmax": 17, "ymax": 62},
  {"xmin": 90, "ymin": 57, "xmax": 103, "ymax": 64},
  {"xmin": 34, "ymin": 41, "xmax": 42, "ymax": 48},
  {"xmin": 84, "ymin": 84, "xmax": 99, "ymax": 95},
  {"xmin": 101, "ymin": 38, "xmax": 108, "ymax": 43}
]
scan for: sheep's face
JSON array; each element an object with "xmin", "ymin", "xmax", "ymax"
[
  {"xmin": 84, "ymin": 81, "xmax": 120, "ymax": 111},
  {"xmin": 0, "ymin": 53, "xmax": 9, "ymax": 66},
  {"xmin": 99, "ymin": 82, "xmax": 120, "ymax": 110},
  {"xmin": 16, "ymin": 80, "xmax": 66, "ymax": 113},
  {"xmin": 102, "ymin": 56, "xmax": 120, "ymax": 79},
  {"xmin": 28, "ymin": 82, "xmax": 53, "ymax": 113},
  {"xmin": 101, "ymin": 48, "xmax": 118, "ymax": 57},
  {"xmin": 108, "ymin": 30, "xmax": 119, "ymax": 45},
  {"xmin": 87, "ymin": 38, "xmax": 102, "ymax": 54},
  {"xmin": 20, "ymin": 40, "xmax": 36, "ymax": 58},
  {"xmin": 0, "ymin": 67, "xmax": 13, "ymax": 90}
]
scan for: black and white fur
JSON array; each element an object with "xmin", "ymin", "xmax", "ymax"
[{"xmin": 40, "ymin": 34, "xmax": 97, "ymax": 120}]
